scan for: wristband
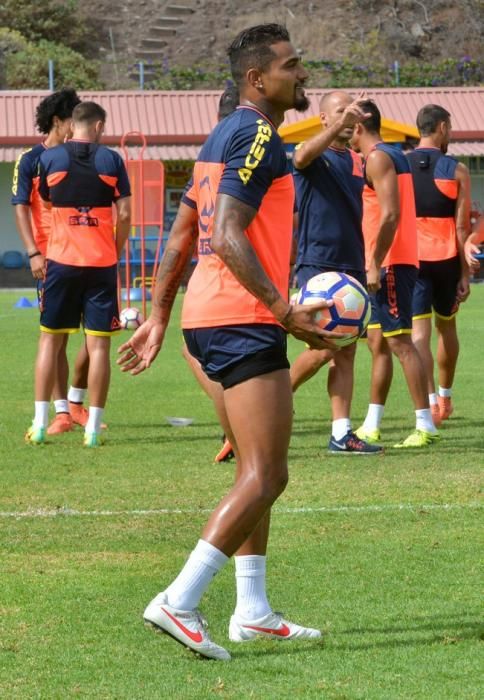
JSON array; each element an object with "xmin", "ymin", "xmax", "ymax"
[{"xmin": 28, "ymin": 251, "xmax": 41, "ymax": 259}]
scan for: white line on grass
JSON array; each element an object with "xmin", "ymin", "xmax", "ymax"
[{"xmin": 0, "ymin": 503, "xmax": 481, "ymax": 519}]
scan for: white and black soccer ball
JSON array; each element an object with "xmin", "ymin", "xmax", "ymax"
[
  {"xmin": 296, "ymin": 271, "xmax": 371, "ymax": 347},
  {"xmin": 119, "ymin": 306, "xmax": 144, "ymax": 331}
]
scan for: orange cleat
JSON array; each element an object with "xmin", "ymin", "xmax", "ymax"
[
  {"xmin": 69, "ymin": 402, "xmax": 107, "ymax": 430},
  {"xmin": 214, "ymin": 438, "xmax": 234, "ymax": 463},
  {"xmin": 430, "ymin": 403, "xmax": 442, "ymax": 428},
  {"xmin": 47, "ymin": 413, "xmax": 73, "ymax": 435},
  {"xmin": 438, "ymin": 396, "xmax": 454, "ymax": 422}
]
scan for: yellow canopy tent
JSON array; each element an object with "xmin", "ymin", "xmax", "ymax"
[{"xmin": 278, "ymin": 116, "xmax": 419, "ymax": 144}]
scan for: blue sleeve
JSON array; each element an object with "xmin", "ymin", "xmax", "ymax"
[
  {"xmin": 11, "ymin": 150, "xmax": 34, "ymax": 205},
  {"xmin": 114, "ymin": 154, "xmax": 131, "ymax": 199},
  {"xmin": 38, "ymin": 152, "xmax": 51, "ymax": 202},
  {"xmin": 217, "ymin": 118, "xmax": 282, "ymax": 210},
  {"xmin": 181, "ymin": 176, "xmax": 196, "ymax": 210}
]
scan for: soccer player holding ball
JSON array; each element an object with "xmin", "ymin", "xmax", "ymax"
[{"xmin": 119, "ymin": 24, "xmax": 342, "ymax": 660}]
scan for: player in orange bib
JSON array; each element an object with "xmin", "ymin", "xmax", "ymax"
[
  {"xmin": 26, "ymin": 102, "xmax": 131, "ymax": 447},
  {"xmin": 351, "ymin": 100, "xmax": 439, "ymax": 449},
  {"xmin": 119, "ymin": 24, "xmax": 342, "ymax": 660},
  {"xmin": 407, "ymin": 105, "xmax": 472, "ymax": 425},
  {"xmin": 11, "ymin": 90, "xmax": 98, "ymax": 435}
]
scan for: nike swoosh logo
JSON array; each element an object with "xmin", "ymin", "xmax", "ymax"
[
  {"xmin": 161, "ymin": 607, "xmax": 203, "ymax": 643},
  {"xmin": 243, "ymin": 623, "xmax": 291, "ymax": 637}
]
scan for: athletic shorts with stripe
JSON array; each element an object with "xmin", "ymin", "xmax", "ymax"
[
  {"xmin": 412, "ymin": 255, "xmax": 461, "ymax": 320},
  {"xmin": 40, "ymin": 260, "xmax": 121, "ymax": 336},
  {"xmin": 369, "ymin": 264, "xmax": 418, "ymax": 337}
]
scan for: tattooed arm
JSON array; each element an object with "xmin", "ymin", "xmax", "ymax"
[
  {"xmin": 118, "ymin": 202, "xmax": 198, "ymax": 374},
  {"xmin": 212, "ymin": 194, "xmax": 343, "ymax": 349}
]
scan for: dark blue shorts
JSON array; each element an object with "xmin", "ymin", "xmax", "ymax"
[
  {"xmin": 183, "ymin": 324, "xmax": 289, "ymax": 389},
  {"xmin": 412, "ymin": 256, "xmax": 461, "ymax": 320},
  {"xmin": 40, "ymin": 260, "xmax": 120, "ymax": 336},
  {"xmin": 295, "ymin": 264, "xmax": 367, "ymax": 290},
  {"xmin": 369, "ymin": 264, "xmax": 418, "ymax": 337}
]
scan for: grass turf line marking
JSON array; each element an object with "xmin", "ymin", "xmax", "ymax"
[{"xmin": 0, "ymin": 503, "xmax": 481, "ymax": 519}]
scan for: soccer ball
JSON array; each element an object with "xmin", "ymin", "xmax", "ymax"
[
  {"xmin": 120, "ymin": 307, "xmax": 143, "ymax": 330},
  {"xmin": 296, "ymin": 271, "xmax": 370, "ymax": 347}
]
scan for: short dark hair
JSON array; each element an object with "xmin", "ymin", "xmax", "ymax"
[
  {"xmin": 72, "ymin": 101, "xmax": 107, "ymax": 125},
  {"xmin": 217, "ymin": 85, "xmax": 240, "ymax": 120},
  {"xmin": 35, "ymin": 88, "xmax": 81, "ymax": 134},
  {"xmin": 359, "ymin": 99, "xmax": 381, "ymax": 134},
  {"xmin": 416, "ymin": 104, "xmax": 451, "ymax": 136},
  {"xmin": 228, "ymin": 24, "xmax": 290, "ymax": 87}
]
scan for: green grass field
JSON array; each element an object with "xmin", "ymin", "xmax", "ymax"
[{"xmin": 0, "ymin": 287, "xmax": 482, "ymax": 699}]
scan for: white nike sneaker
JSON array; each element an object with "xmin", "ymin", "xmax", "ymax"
[
  {"xmin": 229, "ymin": 610, "xmax": 322, "ymax": 642},
  {"xmin": 143, "ymin": 591, "xmax": 231, "ymax": 661}
]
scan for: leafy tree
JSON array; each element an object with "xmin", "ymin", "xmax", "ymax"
[{"xmin": 0, "ymin": 28, "xmax": 102, "ymax": 90}]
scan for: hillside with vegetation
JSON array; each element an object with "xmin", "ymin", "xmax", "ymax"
[{"xmin": 0, "ymin": 0, "xmax": 482, "ymax": 90}]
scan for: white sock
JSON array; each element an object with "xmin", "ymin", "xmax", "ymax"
[
  {"xmin": 33, "ymin": 401, "xmax": 50, "ymax": 429},
  {"xmin": 165, "ymin": 539, "xmax": 229, "ymax": 611},
  {"xmin": 416, "ymin": 408, "xmax": 437, "ymax": 434},
  {"xmin": 362, "ymin": 404, "xmax": 385, "ymax": 431},
  {"xmin": 438, "ymin": 386, "xmax": 452, "ymax": 398},
  {"xmin": 429, "ymin": 393, "xmax": 438, "ymax": 406},
  {"xmin": 332, "ymin": 418, "xmax": 351, "ymax": 441},
  {"xmin": 234, "ymin": 555, "xmax": 271, "ymax": 620},
  {"xmin": 68, "ymin": 386, "xmax": 86, "ymax": 404},
  {"xmin": 54, "ymin": 399, "xmax": 69, "ymax": 414},
  {"xmin": 85, "ymin": 407, "xmax": 104, "ymax": 434}
]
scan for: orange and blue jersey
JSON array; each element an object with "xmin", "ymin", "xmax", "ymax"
[
  {"xmin": 39, "ymin": 140, "xmax": 130, "ymax": 267},
  {"xmin": 11, "ymin": 143, "xmax": 51, "ymax": 256},
  {"xmin": 406, "ymin": 148, "xmax": 458, "ymax": 262},
  {"xmin": 181, "ymin": 105, "xmax": 294, "ymax": 329},
  {"xmin": 293, "ymin": 146, "xmax": 365, "ymax": 272},
  {"xmin": 362, "ymin": 142, "xmax": 418, "ymax": 269}
]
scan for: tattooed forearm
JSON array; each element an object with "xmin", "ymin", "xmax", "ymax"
[{"xmin": 150, "ymin": 203, "xmax": 198, "ymax": 322}]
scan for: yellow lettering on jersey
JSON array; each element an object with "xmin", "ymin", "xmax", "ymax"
[
  {"xmin": 11, "ymin": 148, "xmax": 32, "ymax": 196},
  {"xmin": 238, "ymin": 119, "xmax": 273, "ymax": 185}
]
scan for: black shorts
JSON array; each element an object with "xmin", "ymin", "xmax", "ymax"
[
  {"xmin": 295, "ymin": 264, "xmax": 367, "ymax": 290},
  {"xmin": 369, "ymin": 264, "xmax": 418, "ymax": 337},
  {"xmin": 40, "ymin": 260, "xmax": 120, "ymax": 336},
  {"xmin": 412, "ymin": 256, "xmax": 461, "ymax": 320},
  {"xmin": 183, "ymin": 324, "xmax": 289, "ymax": 389}
]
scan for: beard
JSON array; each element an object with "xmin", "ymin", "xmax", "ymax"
[{"xmin": 294, "ymin": 93, "xmax": 310, "ymax": 112}]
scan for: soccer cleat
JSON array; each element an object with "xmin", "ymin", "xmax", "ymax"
[
  {"xmin": 430, "ymin": 403, "xmax": 442, "ymax": 428},
  {"xmin": 393, "ymin": 429, "xmax": 440, "ymax": 449},
  {"xmin": 438, "ymin": 396, "xmax": 454, "ymax": 422},
  {"xmin": 25, "ymin": 424, "xmax": 46, "ymax": 445},
  {"xmin": 354, "ymin": 426, "xmax": 382, "ymax": 444},
  {"xmin": 328, "ymin": 430, "xmax": 383, "ymax": 455},
  {"xmin": 69, "ymin": 402, "xmax": 107, "ymax": 430},
  {"xmin": 229, "ymin": 610, "xmax": 322, "ymax": 642},
  {"xmin": 214, "ymin": 438, "xmax": 234, "ymax": 463},
  {"xmin": 143, "ymin": 591, "xmax": 231, "ymax": 661},
  {"xmin": 47, "ymin": 413, "xmax": 73, "ymax": 435},
  {"xmin": 83, "ymin": 431, "xmax": 104, "ymax": 448}
]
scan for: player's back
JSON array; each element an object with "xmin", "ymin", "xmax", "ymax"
[
  {"xmin": 363, "ymin": 142, "xmax": 418, "ymax": 269},
  {"xmin": 40, "ymin": 141, "xmax": 130, "ymax": 267},
  {"xmin": 407, "ymin": 148, "xmax": 458, "ymax": 261},
  {"xmin": 182, "ymin": 106, "xmax": 294, "ymax": 329}
]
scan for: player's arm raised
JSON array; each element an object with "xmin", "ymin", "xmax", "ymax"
[
  {"xmin": 454, "ymin": 162, "xmax": 472, "ymax": 301},
  {"xmin": 293, "ymin": 97, "xmax": 370, "ymax": 170},
  {"xmin": 117, "ymin": 201, "xmax": 198, "ymax": 374},
  {"xmin": 365, "ymin": 150, "xmax": 400, "ymax": 293},
  {"xmin": 211, "ymin": 193, "xmax": 340, "ymax": 349}
]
